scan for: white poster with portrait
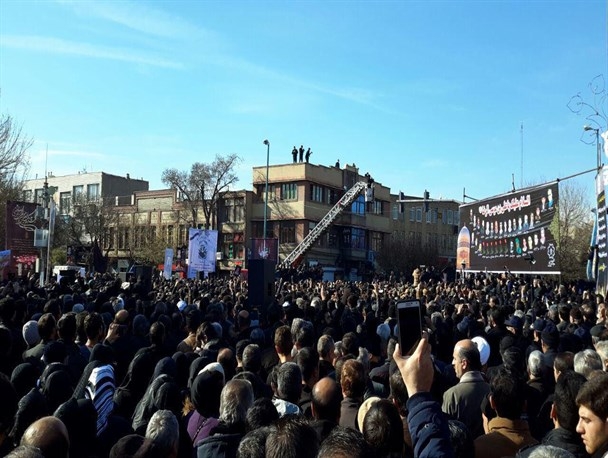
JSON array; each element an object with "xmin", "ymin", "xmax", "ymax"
[{"xmin": 188, "ymin": 228, "xmax": 218, "ymax": 275}]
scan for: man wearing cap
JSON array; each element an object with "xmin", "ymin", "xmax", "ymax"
[
  {"xmin": 526, "ymin": 318, "xmax": 546, "ymax": 358},
  {"xmin": 23, "ymin": 313, "xmax": 56, "ymax": 362},
  {"xmin": 442, "ymin": 339, "xmax": 490, "ymax": 438},
  {"xmin": 506, "ymin": 314, "xmax": 531, "ymax": 356},
  {"xmin": 472, "ymin": 336, "xmax": 491, "ymax": 371},
  {"xmin": 541, "ymin": 325, "xmax": 560, "ymax": 372}
]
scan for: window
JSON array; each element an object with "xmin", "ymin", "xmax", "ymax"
[
  {"xmin": 34, "ymin": 188, "xmax": 45, "ymax": 204},
  {"xmin": 432, "ymin": 209, "xmax": 438, "ymax": 224},
  {"xmin": 310, "ymin": 185, "xmax": 324, "ymax": 203},
  {"xmin": 373, "ymin": 201, "xmax": 383, "ymax": 215},
  {"xmin": 105, "ymin": 227, "xmax": 115, "ymax": 249},
  {"xmin": 370, "ymin": 232, "xmax": 382, "ymax": 252},
  {"xmin": 280, "ymin": 221, "xmax": 296, "ymax": 243},
  {"xmin": 73, "ymin": 185, "xmax": 84, "ymax": 199},
  {"xmin": 87, "ymin": 183, "xmax": 100, "ymax": 201},
  {"xmin": 118, "ymin": 227, "xmax": 130, "ymax": 249},
  {"xmin": 447, "ymin": 210, "xmax": 453, "ymax": 225},
  {"xmin": 327, "ymin": 189, "xmax": 339, "ymax": 205},
  {"xmin": 351, "ymin": 228, "xmax": 366, "ymax": 249},
  {"xmin": 328, "ymin": 229, "xmax": 338, "ymax": 248},
  {"xmin": 166, "ymin": 225, "xmax": 174, "ymax": 244},
  {"xmin": 281, "ymin": 183, "xmax": 297, "ymax": 200},
  {"xmin": 410, "ymin": 207, "xmax": 415, "ymax": 222},
  {"xmin": 342, "ymin": 228, "xmax": 351, "ymax": 246},
  {"xmin": 223, "ymin": 196, "xmax": 245, "ymax": 223},
  {"xmin": 234, "ymin": 197, "xmax": 245, "ymax": 221},
  {"xmin": 416, "ymin": 208, "xmax": 422, "ymax": 222},
  {"xmin": 392, "ymin": 204, "xmax": 399, "ymax": 220},
  {"xmin": 426, "ymin": 209, "xmax": 432, "ymax": 223},
  {"xmin": 178, "ymin": 225, "xmax": 186, "ymax": 245},
  {"xmin": 259, "ymin": 184, "xmax": 276, "ymax": 200},
  {"xmin": 23, "ymin": 190, "xmax": 33, "ymax": 202},
  {"xmin": 59, "ymin": 192, "xmax": 71, "ymax": 214},
  {"xmin": 351, "ymin": 195, "xmax": 365, "ymax": 215}
]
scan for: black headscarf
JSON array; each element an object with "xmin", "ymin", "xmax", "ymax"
[
  {"xmin": 54, "ymin": 398, "xmax": 98, "ymax": 457},
  {"xmin": 151, "ymin": 357, "xmax": 176, "ymax": 383},
  {"xmin": 42, "ymin": 369, "xmax": 73, "ymax": 412},
  {"xmin": 190, "ymin": 370, "xmax": 223, "ymax": 418},
  {"xmin": 11, "ymin": 363, "xmax": 40, "ymax": 399},
  {"xmin": 9, "ymin": 387, "xmax": 49, "ymax": 445},
  {"xmin": 172, "ymin": 352, "xmax": 190, "ymax": 391},
  {"xmin": 188, "ymin": 355, "xmax": 212, "ymax": 389}
]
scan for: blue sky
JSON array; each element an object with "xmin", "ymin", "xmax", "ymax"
[{"xmin": 1, "ymin": 0, "xmax": 606, "ymax": 205}]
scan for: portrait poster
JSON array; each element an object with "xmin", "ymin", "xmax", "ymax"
[
  {"xmin": 188, "ymin": 228, "xmax": 218, "ymax": 274},
  {"xmin": 458, "ymin": 183, "xmax": 560, "ymax": 274},
  {"xmin": 163, "ymin": 248, "xmax": 174, "ymax": 280},
  {"xmin": 249, "ymin": 238, "xmax": 279, "ymax": 264}
]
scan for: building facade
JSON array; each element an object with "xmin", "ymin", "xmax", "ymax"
[
  {"xmin": 23, "ymin": 171, "xmax": 149, "ymax": 215},
  {"xmin": 96, "ymin": 188, "xmax": 253, "ymax": 273},
  {"xmin": 390, "ymin": 194, "xmax": 461, "ymax": 265},
  {"xmin": 250, "ymin": 161, "xmax": 392, "ymax": 278}
]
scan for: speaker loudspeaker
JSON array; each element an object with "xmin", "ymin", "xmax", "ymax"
[{"xmin": 248, "ymin": 259, "xmax": 275, "ymax": 309}]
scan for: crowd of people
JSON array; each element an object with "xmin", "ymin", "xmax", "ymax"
[{"xmin": 0, "ymin": 268, "xmax": 607, "ymax": 458}]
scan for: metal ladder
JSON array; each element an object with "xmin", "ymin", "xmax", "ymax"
[{"xmin": 278, "ymin": 180, "xmax": 369, "ymax": 269}]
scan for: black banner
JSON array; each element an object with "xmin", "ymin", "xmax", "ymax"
[
  {"xmin": 458, "ymin": 183, "xmax": 560, "ymax": 273},
  {"xmin": 596, "ymin": 171, "xmax": 608, "ymax": 297}
]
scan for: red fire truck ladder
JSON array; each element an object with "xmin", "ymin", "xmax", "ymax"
[{"xmin": 278, "ymin": 180, "xmax": 371, "ymax": 269}]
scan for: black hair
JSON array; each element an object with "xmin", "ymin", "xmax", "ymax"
[
  {"xmin": 246, "ymin": 398, "xmax": 279, "ymax": 431},
  {"xmin": 554, "ymin": 371, "xmax": 587, "ymax": 432},
  {"xmin": 237, "ymin": 427, "xmax": 273, "ymax": 458},
  {"xmin": 448, "ymin": 420, "xmax": 475, "ymax": 458},
  {"xmin": 265, "ymin": 416, "xmax": 318, "ymax": 458},
  {"xmin": 362, "ymin": 399, "xmax": 404, "ymax": 458},
  {"xmin": 389, "ymin": 370, "xmax": 408, "ymax": 417},
  {"xmin": 490, "ymin": 368, "xmax": 527, "ymax": 420},
  {"xmin": 318, "ymin": 426, "xmax": 373, "ymax": 458},
  {"xmin": 296, "ymin": 347, "xmax": 319, "ymax": 383}
]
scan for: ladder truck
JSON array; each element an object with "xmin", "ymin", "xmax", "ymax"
[{"xmin": 277, "ymin": 178, "xmax": 374, "ymax": 269}]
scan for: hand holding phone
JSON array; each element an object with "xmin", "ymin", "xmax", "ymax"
[{"xmin": 397, "ymin": 300, "xmax": 423, "ymax": 356}]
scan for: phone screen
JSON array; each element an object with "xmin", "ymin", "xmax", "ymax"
[{"xmin": 397, "ymin": 300, "xmax": 422, "ymax": 356}]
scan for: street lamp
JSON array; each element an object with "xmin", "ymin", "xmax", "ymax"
[
  {"xmin": 584, "ymin": 125, "xmax": 601, "ymax": 170},
  {"xmin": 263, "ymin": 140, "xmax": 270, "ymax": 241}
]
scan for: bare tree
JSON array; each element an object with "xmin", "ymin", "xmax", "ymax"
[
  {"xmin": 0, "ymin": 110, "xmax": 32, "ymax": 242},
  {"xmin": 376, "ymin": 233, "xmax": 438, "ymax": 279},
  {"xmin": 551, "ymin": 181, "xmax": 594, "ymax": 281},
  {"xmin": 58, "ymin": 194, "xmax": 119, "ymax": 247},
  {"xmin": 161, "ymin": 153, "xmax": 241, "ymax": 229}
]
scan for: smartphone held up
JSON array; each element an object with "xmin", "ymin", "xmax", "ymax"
[{"xmin": 397, "ymin": 300, "xmax": 423, "ymax": 356}]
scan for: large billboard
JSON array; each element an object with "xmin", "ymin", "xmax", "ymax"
[
  {"xmin": 5, "ymin": 201, "xmax": 40, "ymax": 277},
  {"xmin": 595, "ymin": 168, "xmax": 608, "ymax": 297},
  {"xmin": 458, "ymin": 183, "xmax": 560, "ymax": 274}
]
